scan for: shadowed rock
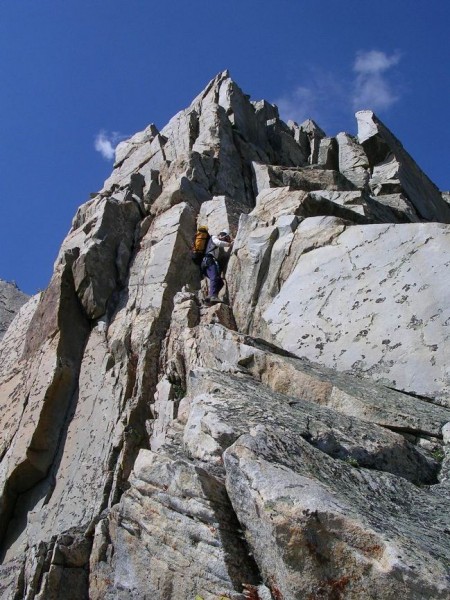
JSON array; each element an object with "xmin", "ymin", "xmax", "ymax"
[{"xmin": 0, "ymin": 279, "xmax": 29, "ymax": 340}]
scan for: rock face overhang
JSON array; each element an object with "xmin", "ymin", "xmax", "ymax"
[{"xmin": 0, "ymin": 71, "xmax": 449, "ymax": 600}]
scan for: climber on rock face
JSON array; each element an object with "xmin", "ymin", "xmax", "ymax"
[{"xmin": 201, "ymin": 229, "xmax": 233, "ymax": 303}]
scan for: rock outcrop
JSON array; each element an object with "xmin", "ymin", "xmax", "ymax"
[
  {"xmin": 0, "ymin": 279, "xmax": 29, "ymax": 339},
  {"xmin": 1, "ymin": 72, "xmax": 449, "ymax": 600}
]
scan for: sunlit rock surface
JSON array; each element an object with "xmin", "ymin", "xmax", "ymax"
[{"xmin": 1, "ymin": 72, "xmax": 449, "ymax": 599}]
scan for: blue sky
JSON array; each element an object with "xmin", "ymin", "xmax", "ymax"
[{"xmin": 1, "ymin": 0, "xmax": 449, "ymax": 294}]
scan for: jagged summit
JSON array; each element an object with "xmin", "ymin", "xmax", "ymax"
[
  {"xmin": 98, "ymin": 71, "xmax": 450, "ymax": 224},
  {"xmin": 1, "ymin": 74, "xmax": 450, "ymax": 599},
  {"xmin": 100, "ymin": 70, "xmax": 315, "ymax": 216}
]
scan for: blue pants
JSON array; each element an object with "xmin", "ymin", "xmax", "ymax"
[{"xmin": 202, "ymin": 256, "xmax": 224, "ymax": 297}]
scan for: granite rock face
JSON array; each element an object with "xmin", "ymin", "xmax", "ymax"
[
  {"xmin": 0, "ymin": 279, "xmax": 29, "ymax": 339},
  {"xmin": 260, "ymin": 222, "xmax": 450, "ymax": 404},
  {"xmin": 1, "ymin": 73, "xmax": 449, "ymax": 599}
]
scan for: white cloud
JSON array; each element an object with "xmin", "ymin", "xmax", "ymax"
[
  {"xmin": 276, "ymin": 86, "xmax": 316, "ymax": 125},
  {"xmin": 274, "ymin": 50, "xmax": 403, "ymax": 133},
  {"xmin": 352, "ymin": 50, "xmax": 402, "ymax": 111},
  {"xmin": 275, "ymin": 70, "xmax": 347, "ymax": 131},
  {"xmin": 354, "ymin": 50, "xmax": 401, "ymax": 75},
  {"xmin": 94, "ymin": 131, "xmax": 125, "ymax": 161}
]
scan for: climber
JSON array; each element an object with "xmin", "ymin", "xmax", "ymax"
[{"xmin": 201, "ymin": 229, "xmax": 233, "ymax": 303}]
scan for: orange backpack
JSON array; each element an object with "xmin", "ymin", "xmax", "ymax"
[{"xmin": 191, "ymin": 226, "xmax": 210, "ymax": 265}]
